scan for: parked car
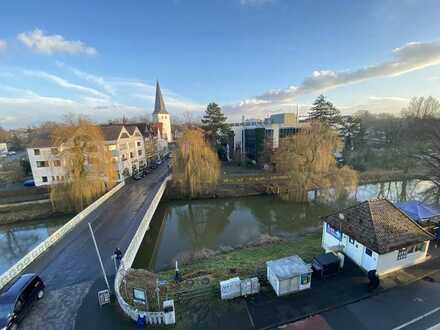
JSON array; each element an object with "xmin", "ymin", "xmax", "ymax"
[
  {"xmin": 0, "ymin": 274, "xmax": 45, "ymax": 330},
  {"xmin": 132, "ymin": 171, "xmax": 143, "ymax": 180},
  {"xmin": 23, "ymin": 179, "xmax": 35, "ymax": 187}
]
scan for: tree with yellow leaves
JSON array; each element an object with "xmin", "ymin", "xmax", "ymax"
[
  {"xmin": 50, "ymin": 118, "xmax": 117, "ymax": 212},
  {"xmin": 172, "ymin": 128, "xmax": 220, "ymax": 198},
  {"xmin": 273, "ymin": 121, "xmax": 358, "ymax": 201}
]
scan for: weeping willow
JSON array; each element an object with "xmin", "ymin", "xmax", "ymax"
[
  {"xmin": 173, "ymin": 128, "xmax": 220, "ymax": 198},
  {"xmin": 50, "ymin": 118, "xmax": 117, "ymax": 212},
  {"xmin": 273, "ymin": 121, "xmax": 358, "ymax": 202}
]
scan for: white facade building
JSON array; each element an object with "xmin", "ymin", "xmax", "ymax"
[
  {"xmin": 27, "ymin": 125, "xmax": 149, "ymax": 186},
  {"xmin": 27, "ymin": 145, "xmax": 66, "ymax": 186},
  {"xmin": 0, "ymin": 143, "xmax": 8, "ymax": 154},
  {"xmin": 27, "ymin": 82, "xmax": 172, "ymax": 187},
  {"xmin": 321, "ymin": 199, "xmax": 434, "ymax": 276},
  {"xmin": 231, "ymin": 113, "xmax": 305, "ymax": 158}
]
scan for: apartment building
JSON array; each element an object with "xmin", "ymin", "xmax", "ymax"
[
  {"xmin": 27, "ymin": 81, "xmax": 171, "ymax": 186},
  {"xmin": 231, "ymin": 113, "xmax": 305, "ymax": 162}
]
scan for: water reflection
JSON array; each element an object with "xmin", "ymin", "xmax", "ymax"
[
  {"xmin": 0, "ymin": 215, "xmax": 71, "ymax": 274},
  {"xmin": 133, "ymin": 179, "xmax": 438, "ymax": 272}
]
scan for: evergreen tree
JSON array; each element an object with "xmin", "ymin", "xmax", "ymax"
[
  {"xmin": 201, "ymin": 103, "xmax": 232, "ymax": 146},
  {"xmin": 308, "ymin": 95, "xmax": 341, "ymax": 127}
]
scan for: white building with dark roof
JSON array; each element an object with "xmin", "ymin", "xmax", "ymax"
[{"xmin": 321, "ymin": 199, "xmax": 435, "ymax": 276}]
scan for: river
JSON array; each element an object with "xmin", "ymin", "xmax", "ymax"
[
  {"xmin": 133, "ymin": 179, "xmax": 439, "ymax": 272},
  {"xmin": 0, "ymin": 214, "xmax": 72, "ymax": 275}
]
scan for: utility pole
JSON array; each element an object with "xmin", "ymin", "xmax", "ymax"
[{"xmin": 88, "ymin": 222, "xmax": 111, "ymax": 292}]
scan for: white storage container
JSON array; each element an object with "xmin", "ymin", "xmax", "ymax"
[
  {"xmin": 240, "ymin": 277, "xmax": 260, "ymax": 296},
  {"xmin": 220, "ymin": 277, "xmax": 241, "ymax": 300}
]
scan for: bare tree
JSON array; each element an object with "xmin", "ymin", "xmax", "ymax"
[
  {"xmin": 49, "ymin": 118, "xmax": 117, "ymax": 212},
  {"xmin": 172, "ymin": 128, "xmax": 220, "ymax": 198},
  {"xmin": 273, "ymin": 121, "xmax": 358, "ymax": 201}
]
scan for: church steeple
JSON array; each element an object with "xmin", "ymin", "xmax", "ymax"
[{"xmin": 153, "ymin": 80, "xmax": 168, "ymax": 115}]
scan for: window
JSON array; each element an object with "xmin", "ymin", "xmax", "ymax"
[
  {"xmin": 326, "ymin": 223, "xmax": 342, "ymax": 241},
  {"xmin": 349, "ymin": 238, "xmax": 355, "ymax": 245},
  {"xmin": 34, "ymin": 149, "xmax": 40, "ymax": 155},
  {"xmin": 52, "ymin": 176, "xmax": 55, "ymax": 181},
  {"xmin": 51, "ymin": 148, "xmax": 59, "ymax": 155},
  {"xmin": 138, "ymin": 150, "xmax": 142, "ymax": 156},
  {"xmin": 397, "ymin": 248, "xmax": 407, "ymax": 260},
  {"xmin": 42, "ymin": 176, "xmax": 48, "ymax": 183},
  {"xmin": 300, "ymin": 273, "xmax": 311, "ymax": 285},
  {"xmin": 137, "ymin": 141, "xmax": 141, "ymax": 147},
  {"xmin": 56, "ymin": 176, "xmax": 60, "ymax": 181},
  {"xmin": 36, "ymin": 161, "xmax": 49, "ymax": 168},
  {"xmin": 365, "ymin": 248, "xmax": 373, "ymax": 257},
  {"xmin": 53, "ymin": 160, "xmax": 61, "ymax": 167},
  {"xmin": 415, "ymin": 243, "xmax": 426, "ymax": 252},
  {"xmin": 130, "ymin": 152, "xmax": 134, "ymax": 159}
]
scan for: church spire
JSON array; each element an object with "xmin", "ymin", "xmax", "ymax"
[{"xmin": 153, "ymin": 80, "xmax": 168, "ymax": 115}]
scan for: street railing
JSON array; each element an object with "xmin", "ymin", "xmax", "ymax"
[
  {"xmin": 115, "ymin": 175, "xmax": 171, "ymax": 321},
  {"xmin": 0, "ymin": 181, "xmax": 125, "ymax": 290}
]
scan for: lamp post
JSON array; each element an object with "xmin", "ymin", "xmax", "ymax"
[{"xmin": 88, "ymin": 222, "xmax": 111, "ymax": 292}]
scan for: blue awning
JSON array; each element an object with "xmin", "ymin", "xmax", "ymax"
[{"xmin": 396, "ymin": 201, "xmax": 440, "ymax": 222}]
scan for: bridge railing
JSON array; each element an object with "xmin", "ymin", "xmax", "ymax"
[
  {"xmin": 115, "ymin": 175, "xmax": 171, "ymax": 321},
  {"xmin": 0, "ymin": 181, "xmax": 125, "ymax": 290}
]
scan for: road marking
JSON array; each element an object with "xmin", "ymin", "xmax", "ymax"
[
  {"xmin": 392, "ymin": 306, "xmax": 440, "ymax": 330},
  {"xmin": 426, "ymin": 323, "xmax": 440, "ymax": 330}
]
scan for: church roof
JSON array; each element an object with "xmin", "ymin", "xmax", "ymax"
[
  {"xmin": 322, "ymin": 199, "xmax": 434, "ymax": 254},
  {"xmin": 153, "ymin": 81, "xmax": 168, "ymax": 115}
]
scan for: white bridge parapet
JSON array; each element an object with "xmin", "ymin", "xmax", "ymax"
[
  {"xmin": 115, "ymin": 175, "xmax": 172, "ymax": 322},
  {"xmin": 0, "ymin": 181, "xmax": 125, "ymax": 290}
]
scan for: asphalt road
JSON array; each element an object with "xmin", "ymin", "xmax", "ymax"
[
  {"xmin": 17, "ymin": 162, "xmax": 170, "ymax": 330},
  {"xmin": 321, "ymin": 270, "xmax": 440, "ymax": 330}
]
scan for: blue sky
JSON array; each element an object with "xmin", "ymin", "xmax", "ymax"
[{"xmin": 1, "ymin": 0, "xmax": 440, "ymax": 128}]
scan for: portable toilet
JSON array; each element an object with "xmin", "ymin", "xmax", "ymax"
[{"xmin": 266, "ymin": 255, "xmax": 312, "ymax": 296}]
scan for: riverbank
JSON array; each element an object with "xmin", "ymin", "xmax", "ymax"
[
  {"xmin": 0, "ymin": 199, "xmax": 56, "ymax": 225},
  {"xmin": 164, "ymin": 168, "xmax": 429, "ymax": 201}
]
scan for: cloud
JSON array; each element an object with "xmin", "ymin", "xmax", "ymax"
[
  {"xmin": 17, "ymin": 29, "xmax": 97, "ymax": 56},
  {"xmin": 0, "ymin": 65, "xmax": 203, "ymax": 128},
  {"xmin": 226, "ymin": 40, "xmax": 440, "ymax": 117},
  {"xmin": 22, "ymin": 70, "xmax": 109, "ymax": 99},
  {"xmin": 0, "ymin": 40, "xmax": 7, "ymax": 52},
  {"xmin": 56, "ymin": 61, "xmax": 115, "ymax": 95}
]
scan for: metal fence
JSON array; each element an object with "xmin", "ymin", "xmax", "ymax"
[
  {"xmin": 0, "ymin": 181, "xmax": 125, "ymax": 290},
  {"xmin": 115, "ymin": 175, "xmax": 171, "ymax": 321}
]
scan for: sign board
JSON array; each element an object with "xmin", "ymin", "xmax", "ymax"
[
  {"xmin": 133, "ymin": 288, "xmax": 147, "ymax": 305},
  {"xmin": 98, "ymin": 289, "xmax": 110, "ymax": 306},
  {"xmin": 326, "ymin": 223, "xmax": 342, "ymax": 241}
]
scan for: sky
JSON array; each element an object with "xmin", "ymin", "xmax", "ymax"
[{"xmin": 1, "ymin": 0, "xmax": 440, "ymax": 128}]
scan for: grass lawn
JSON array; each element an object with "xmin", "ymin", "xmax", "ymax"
[{"xmin": 159, "ymin": 232, "xmax": 323, "ymax": 289}]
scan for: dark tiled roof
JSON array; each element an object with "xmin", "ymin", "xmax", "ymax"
[
  {"xmin": 322, "ymin": 199, "xmax": 434, "ymax": 254},
  {"xmin": 99, "ymin": 125, "xmax": 124, "ymax": 141},
  {"xmin": 153, "ymin": 81, "xmax": 168, "ymax": 115},
  {"xmin": 126, "ymin": 123, "xmax": 147, "ymax": 135},
  {"xmin": 29, "ymin": 136, "xmax": 53, "ymax": 148}
]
